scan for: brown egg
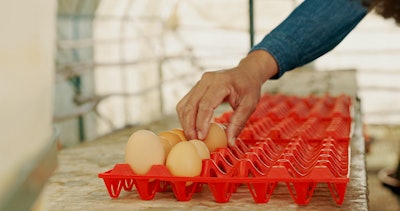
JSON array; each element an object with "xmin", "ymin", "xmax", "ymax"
[
  {"xmin": 203, "ymin": 122, "xmax": 228, "ymax": 152},
  {"xmin": 125, "ymin": 130, "xmax": 166, "ymax": 175},
  {"xmin": 188, "ymin": 139, "xmax": 210, "ymax": 160},
  {"xmin": 166, "ymin": 141, "xmax": 202, "ymax": 179},
  {"xmin": 158, "ymin": 131, "xmax": 181, "ymax": 147},
  {"xmin": 159, "ymin": 137, "xmax": 172, "ymax": 157},
  {"xmin": 171, "ymin": 128, "xmax": 188, "ymax": 142}
]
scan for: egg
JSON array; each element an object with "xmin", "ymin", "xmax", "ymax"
[
  {"xmin": 159, "ymin": 137, "xmax": 172, "ymax": 157},
  {"xmin": 166, "ymin": 141, "xmax": 202, "ymax": 179},
  {"xmin": 171, "ymin": 128, "xmax": 188, "ymax": 142},
  {"xmin": 125, "ymin": 130, "xmax": 166, "ymax": 175},
  {"xmin": 203, "ymin": 122, "xmax": 228, "ymax": 152},
  {"xmin": 188, "ymin": 139, "xmax": 210, "ymax": 160},
  {"xmin": 158, "ymin": 131, "xmax": 181, "ymax": 147}
]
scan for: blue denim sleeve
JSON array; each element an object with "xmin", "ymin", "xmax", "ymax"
[{"xmin": 250, "ymin": 0, "xmax": 368, "ymax": 79}]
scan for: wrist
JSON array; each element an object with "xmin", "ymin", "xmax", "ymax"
[{"xmin": 239, "ymin": 50, "xmax": 278, "ymax": 83}]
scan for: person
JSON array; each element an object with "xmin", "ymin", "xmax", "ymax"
[{"xmin": 176, "ymin": 0, "xmax": 400, "ymax": 146}]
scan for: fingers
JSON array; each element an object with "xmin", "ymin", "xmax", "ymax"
[
  {"xmin": 177, "ymin": 69, "xmax": 261, "ymax": 146},
  {"xmin": 195, "ymin": 84, "xmax": 228, "ymax": 140},
  {"xmin": 226, "ymin": 98, "xmax": 256, "ymax": 146},
  {"xmin": 176, "ymin": 72, "xmax": 227, "ymax": 140},
  {"xmin": 176, "ymin": 97, "xmax": 197, "ymax": 140},
  {"xmin": 176, "ymin": 81, "xmax": 206, "ymax": 140}
]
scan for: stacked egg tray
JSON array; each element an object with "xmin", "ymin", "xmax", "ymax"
[{"xmin": 98, "ymin": 93, "xmax": 352, "ymax": 205}]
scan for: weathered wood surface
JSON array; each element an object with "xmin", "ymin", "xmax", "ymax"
[{"xmin": 41, "ymin": 69, "xmax": 368, "ymax": 210}]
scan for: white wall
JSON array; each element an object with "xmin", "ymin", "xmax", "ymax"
[{"xmin": 313, "ymin": 13, "xmax": 400, "ymax": 124}]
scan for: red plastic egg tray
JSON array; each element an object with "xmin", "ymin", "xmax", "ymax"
[{"xmin": 98, "ymin": 93, "xmax": 352, "ymax": 205}]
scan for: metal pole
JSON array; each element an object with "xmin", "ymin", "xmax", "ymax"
[{"xmin": 249, "ymin": 0, "xmax": 255, "ymax": 48}]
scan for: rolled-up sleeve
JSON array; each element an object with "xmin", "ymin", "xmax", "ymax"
[{"xmin": 250, "ymin": 0, "xmax": 368, "ymax": 79}]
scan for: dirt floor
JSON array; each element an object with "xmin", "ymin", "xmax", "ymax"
[{"xmin": 366, "ymin": 125, "xmax": 400, "ymax": 211}]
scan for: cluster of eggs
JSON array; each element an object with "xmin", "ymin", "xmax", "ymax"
[{"xmin": 125, "ymin": 123, "xmax": 228, "ymax": 179}]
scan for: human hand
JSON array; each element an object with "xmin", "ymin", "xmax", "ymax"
[{"xmin": 176, "ymin": 50, "xmax": 278, "ymax": 146}]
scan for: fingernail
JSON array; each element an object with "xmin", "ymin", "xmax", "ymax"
[{"xmin": 197, "ymin": 131, "xmax": 204, "ymax": 140}]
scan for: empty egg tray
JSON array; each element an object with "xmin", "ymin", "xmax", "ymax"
[{"xmin": 98, "ymin": 93, "xmax": 352, "ymax": 205}]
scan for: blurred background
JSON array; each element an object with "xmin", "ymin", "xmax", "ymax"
[
  {"xmin": 54, "ymin": 0, "xmax": 400, "ymax": 146},
  {"xmin": 1, "ymin": 0, "xmax": 400, "ymax": 210}
]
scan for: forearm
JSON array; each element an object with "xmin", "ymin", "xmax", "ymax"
[{"xmin": 251, "ymin": 0, "xmax": 369, "ymax": 79}]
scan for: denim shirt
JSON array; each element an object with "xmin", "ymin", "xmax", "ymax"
[{"xmin": 250, "ymin": 0, "xmax": 368, "ymax": 79}]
